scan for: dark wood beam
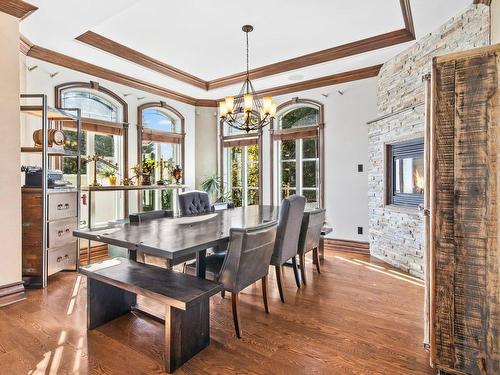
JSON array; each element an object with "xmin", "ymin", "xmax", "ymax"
[
  {"xmin": 75, "ymin": 31, "xmax": 208, "ymax": 90},
  {"xmin": 19, "ymin": 33, "xmax": 33, "ymax": 55},
  {"xmin": 27, "ymin": 45, "xmax": 200, "ymax": 106},
  {"xmin": 250, "ymin": 64, "xmax": 382, "ymax": 98},
  {"xmin": 208, "ymin": 30, "xmax": 412, "ymax": 90},
  {"xmin": 400, "ymin": 0, "xmax": 416, "ymax": 38},
  {"xmin": 473, "ymin": 0, "xmax": 492, "ymax": 5},
  {"xmin": 0, "ymin": 0, "xmax": 37, "ymax": 20}
]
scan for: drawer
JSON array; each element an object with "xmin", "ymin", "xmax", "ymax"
[
  {"xmin": 48, "ymin": 192, "xmax": 77, "ymax": 220},
  {"xmin": 48, "ymin": 218, "xmax": 77, "ymax": 248},
  {"xmin": 48, "ymin": 243, "xmax": 77, "ymax": 276}
]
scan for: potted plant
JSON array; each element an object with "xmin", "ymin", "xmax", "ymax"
[
  {"xmin": 200, "ymin": 175, "xmax": 232, "ymax": 205},
  {"xmin": 133, "ymin": 159, "xmax": 157, "ymax": 186},
  {"xmin": 99, "ymin": 167, "xmax": 117, "ymax": 186}
]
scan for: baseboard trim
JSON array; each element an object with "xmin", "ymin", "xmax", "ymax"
[
  {"xmin": 324, "ymin": 238, "xmax": 370, "ymax": 255},
  {"xmin": 0, "ymin": 281, "xmax": 26, "ymax": 308}
]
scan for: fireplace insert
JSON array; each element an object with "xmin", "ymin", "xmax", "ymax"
[{"xmin": 386, "ymin": 138, "xmax": 424, "ymax": 207}]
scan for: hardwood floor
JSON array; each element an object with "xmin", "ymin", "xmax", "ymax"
[{"xmin": 0, "ymin": 250, "xmax": 432, "ymax": 374}]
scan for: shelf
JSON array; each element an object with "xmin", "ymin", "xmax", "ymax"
[
  {"xmin": 81, "ymin": 184, "xmax": 188, "ymax": 192},
  {"xmin": 20, "ymin": 105, "xmax": 78, "ymax": 121},
  {"xmin": 21, "ymin": 146, "xmax": 76, "ymax": 156}
]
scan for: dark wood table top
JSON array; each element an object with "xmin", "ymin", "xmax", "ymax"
[
  {"xmin": 74, "ymin": 205, "xmax": 280, "ymax": 261},
  {"xmin": 80, "ymin": 258, "xmax": 223, "ymax": 310}
]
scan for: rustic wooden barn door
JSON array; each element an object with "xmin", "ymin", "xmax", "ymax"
[{"xmin": 430, "ymin": 44, "xmax": 500, "ymax": 375}]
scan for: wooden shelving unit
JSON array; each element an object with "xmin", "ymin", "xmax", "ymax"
[{"xmin": 20, "ymin": 94, "xmax": 82, "ymax": 289}]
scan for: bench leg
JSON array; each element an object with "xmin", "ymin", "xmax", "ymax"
[
  {"xmin": 87, "ymin": 278, "xmax": 136, "ymax": 330},
  {"xmin": 164, "ymin": 300, "xmax": 210, "ymax": 373}
]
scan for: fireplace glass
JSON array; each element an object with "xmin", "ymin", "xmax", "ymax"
[{"xmin": 387, "ymin": 138, "xmax": 424, "ymax": 207}]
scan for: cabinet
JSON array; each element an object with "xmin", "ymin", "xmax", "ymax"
[{"xmin": 22, "ymin": 188, "xmax": 78, "ymax": 283}]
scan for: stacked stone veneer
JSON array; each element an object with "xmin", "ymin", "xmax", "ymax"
[{"xmin": 368, "ymin": 4, "xmax": 490, "ymax": 278}]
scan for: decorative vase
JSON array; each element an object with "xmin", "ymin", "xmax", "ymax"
[
  {"xmin": 108, "ymin": 175, "xmax": 117, "ymax": 186},
  {"xmin": 141, "ymin": 173, "xmax": 152, "ymax": 186},
  {"xmin": 172, "ymin": 165, "xmax": 183, "ymax": 184}
]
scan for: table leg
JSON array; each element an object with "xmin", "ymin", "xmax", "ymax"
[{"xmin": 196, "ymin": 250, "xmax": 206, "ymax": 279}]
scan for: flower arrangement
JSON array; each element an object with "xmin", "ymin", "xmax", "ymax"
[{"xmin": 132, "ymin": 159, "xmax": 157, "ymax": 185}]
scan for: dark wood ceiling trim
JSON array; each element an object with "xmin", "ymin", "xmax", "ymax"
[
  {"xmin": 249, "ymin": 64, "xmax": 382, "ymax": 98},
  {"xmin": 19, "ymin": 33, "xmax": 33, "ymax": 55},
  {"xmin": 207, "ymin": 29, "xmax": 413, "ymax": 90},
  {"xmin": 0, "ymin": 0, "xmax": 37, "ymax": 20},
  {"xmin": 473, "ymin": 0, "xmax": 492, "ymax": 5},
  {"xmin": 400, "ymin": 0, "xmax": 415, "ymax": 38},
  {"xmin": 194, "ymin": 99, "xmax": 218, "ymax": 107},
  {"xmin": 75, "ymin": 31, "xmax": 208, "ymax": 90},
  {"xmin": 26, "ymin": 45, "xmax": 199, "ymax": 106}
]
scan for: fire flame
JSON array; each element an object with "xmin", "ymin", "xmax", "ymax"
[{"xmin": 414, "ymin": 169, "xmax": 424, "ymax": 194}]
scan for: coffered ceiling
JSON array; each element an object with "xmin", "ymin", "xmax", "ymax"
[{"xmin": 16, "ymin": 0, "xmax": 474, "ymax": 103}]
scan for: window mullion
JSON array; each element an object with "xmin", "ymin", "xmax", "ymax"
[
  {"xmin": 297, "ymin": 139, "xmax": 303, "ymax": 196},
  {"xmin": 243, "ymin": 146, "xmax": 248, "ymax": 207}
]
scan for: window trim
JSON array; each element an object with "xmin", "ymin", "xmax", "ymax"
[
  {"xmin": 270, "ymin": 98, "xmax": 325, "ymax": 207},
  {"xmin": 137, "ymin": 101, "xmax": 186, "ymax": 181},
  {"xmin": 219, "ymin": 116, "xmax": 263, "ymax": 206}
]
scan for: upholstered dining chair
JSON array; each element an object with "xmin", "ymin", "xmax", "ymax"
[
  {"xmin": 186, "ymin": 221, "xmax": 278, "ymax": 338},
  {"xmin": 178, "ymin": 190, "xmax": 211, "ymax": 216},
  {"xmin": 270, "ymin": 194, "xmax": 306, "ymax": 302},
  {"xmin": 297, "ymin": 208, "xmax": 326, "ymax": 285}
]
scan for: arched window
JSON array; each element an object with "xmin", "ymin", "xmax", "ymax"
[
  {"xmin": 220, "ymin": 112, "xmax": 262, "ymax": 207},
  {"xmin": 271, "ymin": 98, "xmax": 324, "ymax": 208},
  {"xmin": 55, "ymin": 81, "xmax": 128, "ymax": 226},
  {"xmin": 138, "ymin": 102, "xmax": 185, "ymax": 211}
]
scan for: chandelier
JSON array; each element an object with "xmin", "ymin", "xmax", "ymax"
[{"xmin": 219, "ymin": 25, "xmax": 276, "ymax": 133}]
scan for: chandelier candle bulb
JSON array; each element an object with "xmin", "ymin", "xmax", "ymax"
[
  {"xmin": 263, "ymin": 96, "xmax": 272, "ymax": 114},
  {"xmin": 219, "ymin": 101, "xmax": 227, "ymax": 117},
  {"xmin": 225, "ymin": 96, "xmax": 234, "ymax": 114},
  {"xmin": 270, "ymin": 103, "xmax": 277, "ymax": 117},
  {"xmin": 244, "ymin": 94, "xmax": 253, "ymax": 112}
]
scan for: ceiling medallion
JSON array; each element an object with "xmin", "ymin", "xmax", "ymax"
[{"xmin": 219, "ymin": 25, "xmax": 276, "ymax": 133}]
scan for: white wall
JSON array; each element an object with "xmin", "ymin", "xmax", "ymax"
[
  {"xmin": 194, "ymin": 107, "xmax": 218, "ymax": 188},
  {"xmin": 492, "ymin": 0, "xmax": 500, "ymax": 44},
  {"xmin": 0, "ymin": 13, "xmax": 22, "ymax": 286},
  {"xmin": 22, "ymin": 58, "xmax": 197, "ymax": 216},
  {"xmin": 264, "ymin": 77, "xmax": 378, "ymax": 242}
]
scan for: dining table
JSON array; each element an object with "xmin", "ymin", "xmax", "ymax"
[{"xmin": 73, "ymin": 205, "xmax": 281, "ymax": 278}]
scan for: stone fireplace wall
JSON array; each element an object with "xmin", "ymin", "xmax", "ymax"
[{"xmin": 368, "ymin": 4, "xmax": 490, "ymax": 278}]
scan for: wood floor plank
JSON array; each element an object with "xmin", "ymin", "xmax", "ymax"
[{"xmin": 0, "ymin": 250, "xmax": 432, "ymax": 374}]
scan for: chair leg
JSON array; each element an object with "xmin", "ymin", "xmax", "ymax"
[
  {"xmin": 221, "ymin": 290, "xmax": 225, "ymax": 299},
  {"xmin": 299, "ymin": 254, "xmax": 307, "ymax": 285},
  {"xmin": 275, "ymin": 265, "xmax": 285, "ymax": 303},
  {"xmin": 262, "ymin": 276, "xmax": 269, "ymax": 313},
  {"xmin": 313, "ymin": 248, "xmax": 321, "ymax": 274},
  {"xmin": 231, "ymin": 292, "xmax": 242, "ymax": 339},
  {"xmin": 291, "ymin": 256, "xmax": 301, "ymax": 288}
]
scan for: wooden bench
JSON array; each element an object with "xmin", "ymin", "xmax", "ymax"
[{"xmin": 79, "ymin": 257, "xmax": 223, "ymax": 373}]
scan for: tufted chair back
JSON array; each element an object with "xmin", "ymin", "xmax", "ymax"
[
  {"xmin": 298, "ymin": 208, "xmax": 325, "ymax": 255},
  {"xmin": 178, "ymin": 190, "xmax": 212, "ymax": 216},
  {"xmin": 218, "ymin": 221, "xmax": 277, "ymax": 293},
  {"xmin": 270, "ymin": 194, "xmax": 306, "ymax": 266}
]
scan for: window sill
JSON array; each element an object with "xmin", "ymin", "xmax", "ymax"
[{"xmin": 384, "ymin": 204, "xmax": 421, "ymax": 215}]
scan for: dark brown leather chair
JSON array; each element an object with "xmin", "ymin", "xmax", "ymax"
[
  {"xmin": 297, "ymin": 208, "xmax": 326, "ymax": 285},
  {"xmin": 186, "ymin": 221, "xmax": 277, "ymax": 338},
  {"xmin": 270, "ymin": 195, "xmax": 306, "ymax": 302}
]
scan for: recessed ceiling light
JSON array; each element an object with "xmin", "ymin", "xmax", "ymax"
[{"xmin": 288, "ymin": 74, "xmax": 304, "ymax": 81}]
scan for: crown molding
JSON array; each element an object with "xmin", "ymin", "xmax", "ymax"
[
  {"xmin": 26, "ymin": 45, "xmax": 200, "ymax": 106},
  {"xmin": 71, "ymin": 1, "xmax": 415, "ymax": 91},
  {"xmin": 0, "ymin": 0, "xmax": 37, "ymax": 20},
  {"xmin": 252, "ymin": 64, "xmax": 382, "ymax": 98},
  {"xmin": 23, "ymin": 45, "xmax": 381, "ymax": 108},
  {"xmin": 19, "ymin": 33, "xmax": 33, "ymax": 55},
  {"xmin": 208, "ymin": 29, "xmax": 411, "ymax": 90},
  {"xmin": 75, "ymin": 31, "xmax": 208, "ymax": 90}
]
